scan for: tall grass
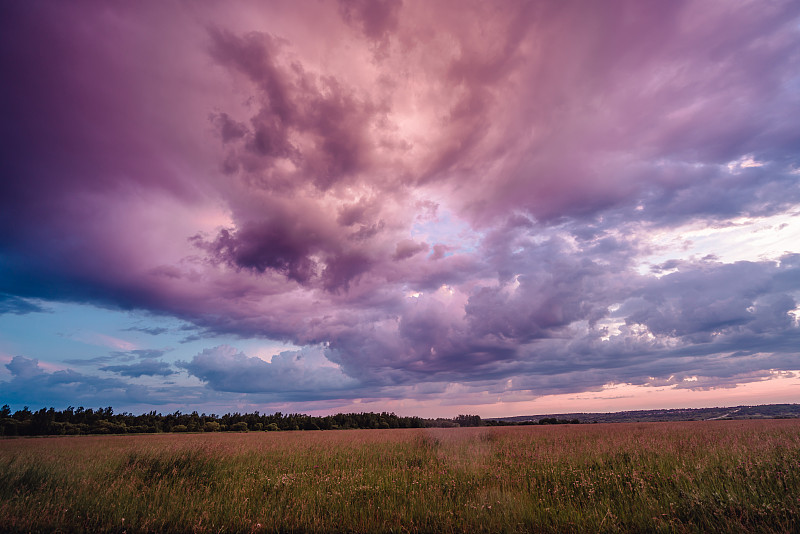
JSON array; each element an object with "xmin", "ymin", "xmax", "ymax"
[{"xmin": 1, "ymin": 420, "xmax": 799, "ymax": 532}]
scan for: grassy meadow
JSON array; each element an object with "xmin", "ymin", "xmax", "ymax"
[{"xmin": 2, "ymin": 420, "xmax": 800, "ymax": 533}]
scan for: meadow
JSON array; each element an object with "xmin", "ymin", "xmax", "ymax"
[{"xmin": 2, "ymin": 420, "xmax": 799, "ymax": 533}]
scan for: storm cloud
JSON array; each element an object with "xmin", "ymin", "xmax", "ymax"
[{"xmin": 1, "ymin": 1, "xmax": 799, "ymax": 413}]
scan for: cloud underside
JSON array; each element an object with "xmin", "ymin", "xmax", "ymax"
[{"xmin": 1, "ymin": 1, "xmax": 799, "ymax": 406}]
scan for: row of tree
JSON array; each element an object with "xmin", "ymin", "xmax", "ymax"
[{"xmin": 0, "ymin": 405, "xmax": 579, "ymax": 436}]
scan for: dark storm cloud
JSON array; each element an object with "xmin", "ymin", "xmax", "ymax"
[
  {"xmin": 196, "ymin": 224, "xmax": 320, "ymax": 284},
  {"xmin": 1, "ymin": 1, "xmax": 799, "ymax": 410},
  {"xmin": 0, "ymin": 2, "xmax": 224, "ymax": 313}
]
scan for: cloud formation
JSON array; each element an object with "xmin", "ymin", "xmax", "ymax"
[
  {"xmin": 3, "ymin": 356, "xmax": 162, "ymax": 407},
  {"xmin": 180, "ymin": 345, "xmax": 357, "ymax": 399},
  {"xmin": 1, "ymin": 1, "xmax": 799, "ymax": 412}
]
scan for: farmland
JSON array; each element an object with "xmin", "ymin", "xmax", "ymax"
[{"xmin": 2, "ymin": 420, "xmax": 800, "ymax": 533}]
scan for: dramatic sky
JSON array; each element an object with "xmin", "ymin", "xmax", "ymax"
[{"xmin": 1, "ymin": 1, "xmax": 799, "ymax": 417}]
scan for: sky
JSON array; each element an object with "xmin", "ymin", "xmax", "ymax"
[{"xmin": 1, "ymin": 1, "xmax": 799, "ymax": 418}]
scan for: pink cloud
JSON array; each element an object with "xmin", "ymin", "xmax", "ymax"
[{"xmin": 2, "ymin": 1, "xmax": 799, "ymax": 413}]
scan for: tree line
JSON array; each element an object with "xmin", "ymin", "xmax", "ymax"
[{"xmin": 0, "ymin": 405, "xmax": 580, "ymax": 436}]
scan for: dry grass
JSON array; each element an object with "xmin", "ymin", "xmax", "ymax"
[{"xmin": 2, "ymin": 420, "xmax": 799, "ymax": 532}]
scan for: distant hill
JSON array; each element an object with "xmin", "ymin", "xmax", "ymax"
[{"xmin": 487, "ymin": 403, "xmax": 800, "ymax": 424}]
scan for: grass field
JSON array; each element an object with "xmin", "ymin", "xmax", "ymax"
[{"xmin": 2, "ymin": 420, "xmax": 799, "ymax": 533}]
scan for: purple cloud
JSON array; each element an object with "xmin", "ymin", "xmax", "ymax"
[{"xmin": 1, "ymin": 1, "xmax": 799, "ymax": 413}]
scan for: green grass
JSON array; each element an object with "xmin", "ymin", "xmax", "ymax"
[{"xmin": 1, "ymin": 420, "xmax": 799, "ymax": 532}]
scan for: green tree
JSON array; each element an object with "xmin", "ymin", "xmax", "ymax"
[{"xmin": 203, "ymin": 421, "xmax": 221, "ymax": 432}]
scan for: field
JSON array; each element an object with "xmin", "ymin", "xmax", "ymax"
[{"xmin": 2, "ymin": 421, "xmax": 800, "ymax": 533}]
